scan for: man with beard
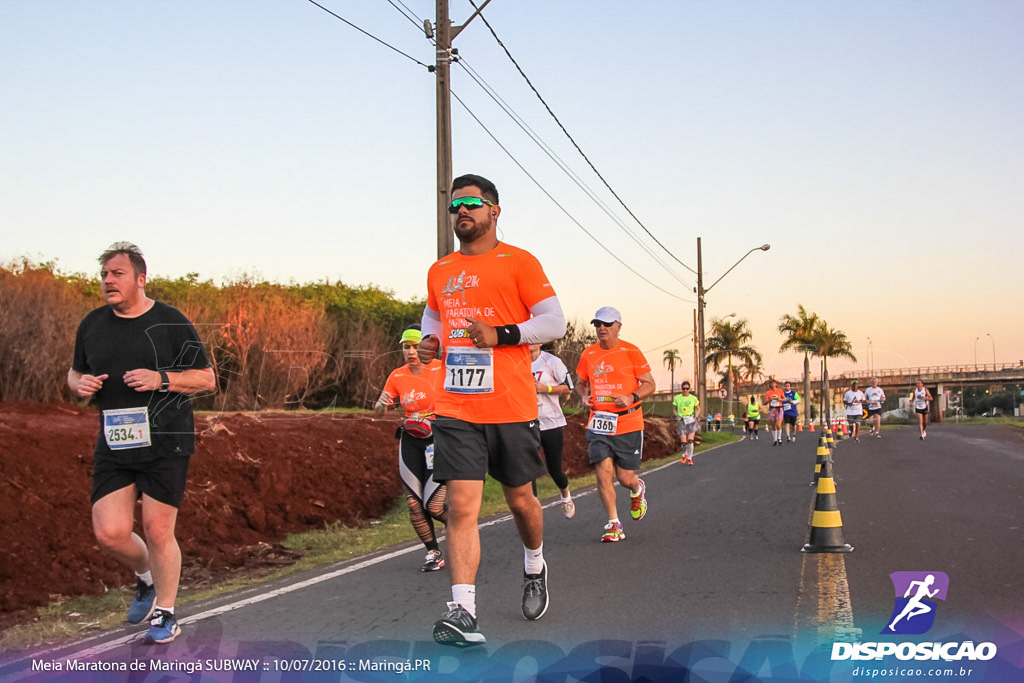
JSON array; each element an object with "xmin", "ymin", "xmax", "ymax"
[
  {"xmin": 68, "ymin": 242, "xmax": 216, "ymax": 644},
  {"xmin": 418, "ymin": 174, "xmax": 566, "ymax": 646}
]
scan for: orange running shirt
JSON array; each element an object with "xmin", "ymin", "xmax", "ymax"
[
  {"xmin": 426, "ymin": 242, "xmax": 557, "ymax": 424},
  {"xmin": 765, "ymin": 388, "xmax": 785, "ymax": 410},
  {"xmin": 576, "ymin": 340, "xmax": 651, "ymax": 435},
  {"xmin": 382, "ymin": 360, "xmax": 443, "ymax": 418}
]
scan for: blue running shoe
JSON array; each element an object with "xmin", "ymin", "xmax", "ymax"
[
  {"xmin": 127, "ymin": 579, "xmax": 156, "ymax": 624},
  {"xmin": 143, "ymin": 609, "xmax": 181, "ymax": 644}
]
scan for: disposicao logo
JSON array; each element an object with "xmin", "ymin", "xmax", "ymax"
[
  {"xmin": 882, "ymin": 571, "xmax": 949, "ymax": 635},
  {"xmin": 831, "ymin": 571, "xmax": 998, "ymax": 663}
]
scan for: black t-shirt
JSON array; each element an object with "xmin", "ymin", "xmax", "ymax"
[{"xmin": 72, "ymin": 301, "xmax": 211, "ymax": 459}]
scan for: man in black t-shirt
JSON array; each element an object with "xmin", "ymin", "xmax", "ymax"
[{"xmin": 68, "ymin": 242, "xmax": 216, "ymax": 644}]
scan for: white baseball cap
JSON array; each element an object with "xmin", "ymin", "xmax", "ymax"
[{"xmin": 591, "ymin": 306, "xmax": 622, "ymax": 324}]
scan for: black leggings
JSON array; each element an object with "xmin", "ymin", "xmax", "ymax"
[
  {"xmin": 398, "ymin": 432, "xmax": 447, "ymax": 551},
  {"xmin": 538, "ymin": 426, "xmax": 569, "ymax": 491}
]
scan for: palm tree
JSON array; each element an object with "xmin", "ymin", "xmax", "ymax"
[
  {"xmin": 663, "ymin": 349, "xmax": 681, "ymax": 398},
  {"xmin": 810, "ymin": 320, "xmax": 857, "ymax": 423},
  {"xmin": 705, "ymin": 317, "xmax": 762, "ymax": 421},
  {"xmin": 778, "ymin": 305, "xmax": 819, "ymax": 426}
]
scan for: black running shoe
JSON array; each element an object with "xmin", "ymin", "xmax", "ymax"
[
  {"xmin": 432, "ymin": 603, "xmax": 485, "ymax": 646},
  {"xmin": 522, "ymin": 562, "xmax": 549, "ymax": 620}
]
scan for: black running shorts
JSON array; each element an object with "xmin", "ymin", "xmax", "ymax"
[
  {"xmin": 91, "ymin": 454, "xmax": 191, "ymax": 507},
  {"xmin": 585, "ymin": 430, "xmax": 644, "ymax": 470},
  {"xmin": 431, "ymin": 416, "xmax": 544, "ymax": 488}
]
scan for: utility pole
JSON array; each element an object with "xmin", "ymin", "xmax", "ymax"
[
  {"xmin": 433, "ymin": 0, "xmax": 491, "ymax": 259},
  {"xmin": 695, "ymin": 237, "xmax": 706, "ymax": 421},
  {"xmin": 434, "ymin": 0, "xmax": 454, "ymax": 258}
]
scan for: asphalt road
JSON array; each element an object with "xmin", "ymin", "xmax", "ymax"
[{"xmin": 3, "ymin": 424, "xmax": 1021, "ymax": 682}]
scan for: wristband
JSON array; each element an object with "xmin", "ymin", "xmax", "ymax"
[
  {"xmin": 493, "ymin": 324, "xmax": 522, "ymax": 346},
  {"xmin": 547, "ymin": 385, "xmax": 552, "ymax": 393},
  {"xmin": 631, "ymin": 392, "xmax": 640, "ymax": 404}
]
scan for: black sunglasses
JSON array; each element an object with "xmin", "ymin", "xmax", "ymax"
[{"xmin": 593, "ymin": 320, "xmax": 617, "ymax": 328}]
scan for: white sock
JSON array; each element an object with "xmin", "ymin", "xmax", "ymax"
[
  {"xmin": 608, "ymin": 517, "xmax": 620, "ymax": 527},
  {"xmin": 524, "ymin": 543, "xmax": 544, "ymax": 575},
  {"xmin": 135, "ymin": 570, "xmax": 153, "ymax": 586},
  {"xmin": 559, "ymin": 493, "xmax": 572, "ymax": 503},
  {"xmin": 452, "ymin": 584, "xmax": 476, "ymax": 618},
  {"xmin": 686, "ymin": 443, "xmax": 694, "ymax": 458},
  {"xmin": 154, "ymin": 604, "xmax": 174, "ymax": 615}
]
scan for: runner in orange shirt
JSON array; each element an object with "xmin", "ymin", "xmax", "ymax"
[
  {"xmin": 375, "ymin": 326, "xmax": 447, "ymax": 573},
  {"xmin": 575, "ymin": 307, "xmax": 656, "ymax": 543},
  {"xmin": 764, "ymin": 377, "xmax": 786, "ymax": 446},
  {"xmin": 419, "ymin": 174, "xmax": 566, "ymax": 646}
]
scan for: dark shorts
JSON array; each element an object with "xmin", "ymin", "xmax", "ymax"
[
  {"xmin": 585, "ymin": 430, "xmax": 644, "ymax": 470},
  {"xmin": 867, "ymin": 408, "xmax": 883, "ymax": 417},
  {"xmin": 746, "ymin": 417, "xmax": 760, "ymax": 425},
  {"xmin": 916, "ymin": 408, "xmax": 929, "ymax": 415},
  {"xmin": 92, "ymin": 453, "xmax": 191, "ymax": 508},
  {"xmin": 783, "ymin": 414, "xmax": 798, "ymax": 426},
  {"xmin": 431, "ymin": 416, "xmax": 544, "ymax": 488}
]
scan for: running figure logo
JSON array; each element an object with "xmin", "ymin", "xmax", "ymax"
[{"xmin": 882, "ymin": 571, "xmax": 949, "ymax": 635}]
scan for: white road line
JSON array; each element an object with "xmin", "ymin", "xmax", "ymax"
[{"xmin": 1, "ymin": 440, "xmax": 733, "ymax": 678}]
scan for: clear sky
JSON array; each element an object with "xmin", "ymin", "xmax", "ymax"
[{"xmin": 2, "ymin": 1, "xmax": 1022, "ymax": 390}]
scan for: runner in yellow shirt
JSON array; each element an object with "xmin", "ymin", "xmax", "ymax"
[{"xmin": 671, "ymin": 381, "xmax": 700, "ymax": 465}]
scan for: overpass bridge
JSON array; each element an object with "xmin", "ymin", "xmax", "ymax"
[
  {"xmin": 754, "ymin": 362, "xmax": 1024, "ymax": 421},
  {"xmin": 776, "ymin": 362, "xmax": 1024, "ymax": 393},
  {"xmin": 651, "ymin": 363, "xmax": 1024, "ymax": 422}
]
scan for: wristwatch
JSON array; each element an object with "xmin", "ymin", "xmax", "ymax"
[{"xmin": 158, "ymin": 371, "xmax": 170, "ymax": 393}]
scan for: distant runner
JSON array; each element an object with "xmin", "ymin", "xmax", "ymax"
[
  {"xmin": 375, "ymin": 326, "xmax": 448, "ymax": 572},
  {"xmin": 745, "ymin": 395, "xmax": 761, "ymax": 440},
  {"xmin": 672, "ymin": 381, "xmax": 700, "ymax": 465},
  {"xmin": 914, "ymin": 380, "xmax": 933, "ymax": 440},
  {"xmin": 782, "ymin": 381, "xmax": 801, "ymax": 443},
  {"xmin": 864, "ymin": 377, "xmax": 886, "ymax": 438},
  {"xmin": 530, "ymin": 343, "xmax": 575, "ymax": 518},
  {"xmin": 576, "ymin": 306, "xmax": 655, "ymax": 543},
  {"xmin": 421, "ymin": 174, "xmax": 566, "ymax": 646},
  {"xmin": 843, "ymin": 380, "xmax": 866, "ymax": 442},
  {"xmin": 764, "ymin": 378, "xmax": 786, "ymax": 446}
]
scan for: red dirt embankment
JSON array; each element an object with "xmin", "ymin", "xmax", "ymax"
[{"xmin": 0, "ymin": 402, "xmax": 676, "ymax": 625}]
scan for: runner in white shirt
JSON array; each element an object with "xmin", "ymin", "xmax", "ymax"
[
  {"xmin": 863, "ymin": 377, "xmax": 886, "ymax": 438},
  {"xmin": 913, "ymin": 380, "xmax": 934, "ymax": 439},
  {"xmin": 530, "ymin": 344, "xmax": 575, "ymax": 518},
  {"xmin": 842, "ymin": 380, "xmax": 867, "ymax": 442}
]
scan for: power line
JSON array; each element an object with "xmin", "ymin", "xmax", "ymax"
[
  {"xmin": 382, "ymin": 0, "xmax": 423, "ymax": 30},
  {"xmin": 457, "ymin": 58, "xmax": 693, "ymax": 291},
  {"xmin": 645, "ymin": 334, "xmax": 694, "ymax": 354},
  {"xmin": 451, "ymin": 88, "xmax": 693, "ymax": 303},
  {"xmin": 305, "ymin": 0, "xmax": 431, "ymax": 70},
  {"xmin": 467, "ymin": 1, "xmax": 697, "ymax": 276}
]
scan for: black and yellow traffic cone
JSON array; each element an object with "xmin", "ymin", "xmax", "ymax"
[
  {"xmin": 801, "ymin": 455, "xmax": 853, "ymax": 553},
  {"xmin": 810, "ymin": 435, "xmax": 830, "ymax": 486}
]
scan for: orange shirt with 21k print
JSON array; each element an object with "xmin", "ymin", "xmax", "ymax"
[
  {"xmin": 576, "ymin": 340, "xmax": 651, "ymax": 435},
  {"xmin": 382, "ymin": 360, "xmax": 443, "ymax": 419},
  {"xmin": 426, "ymin": 242, "xmax": 557, "ymax": 424}
]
